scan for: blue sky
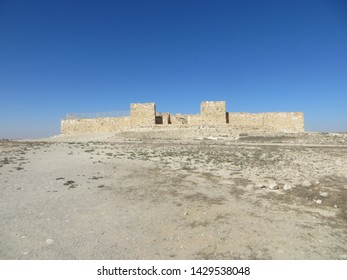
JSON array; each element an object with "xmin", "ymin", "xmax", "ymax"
[{"xmin": 0, "ymin": 0, "xmax": 346, "ymax": 138}]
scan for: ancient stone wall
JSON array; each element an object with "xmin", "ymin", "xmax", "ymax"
[
  {"xmin": 155, "ymin": 112, "xmax": 170, "ymax": 125},
  {"xmin": 170, "ymin": 114, "xmax": 188, "ymax": 125},
  {"xmin": 130, "ymin": 103, "xmax": 156, "ymax": 126},
  {"xmin": 200, "ymin": 101, "xmax": 227, "ymax": 124},
  {"xmin": 61, "ymin": 101, "xmax": 305, "ymax": 135},
  {"xmin": 187, "ymin": 114, "xmax": 201, "ymax": 125},
  {"xmin": 264, "ymin": 112, "xmax": 304, "ymax": 132},
  {"xmin": 61, "ymin": 116, "xmax": 131, "ymax": 134},
  {"xmin": 118, "ymin": 125, "xmax": 238, "ymax": 140},
  {"xmin": 229, "ymin": 112, "xmax": 304, "ymax": 132}
]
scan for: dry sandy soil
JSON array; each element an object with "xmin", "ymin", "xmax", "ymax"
[{"xmin": 0, "ymin": 132, "xmax": 346, "ymax": 259}]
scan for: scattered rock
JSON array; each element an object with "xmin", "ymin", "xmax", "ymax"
[
  {"xmin": 45, "ymin": 239, "xmax": 54, "ymax": 245},
  {"xmin": 184, "ymin": 212, "xmax": 188, "ymax": 216},
  {"xmin": 256, "ymin": 181, "xmax": 279, "ymax": 190},
  {"xmin": 319, "ymin": 192, "xmax": 328, "ymax": 197},
  {"xmin": 63, "ymin": 180, "xmax": 75, "ymax": 186},
  {"xmin": 302, "ymin": 180, "xmax": 312, "ymax": 187},
  {"xmin": 257, "ymin": 183, "xmax": 267, "ymax": 189},
  {"xmin": 283, "ymin": 184, "xmax": 293, "ymax": 191},
  {"xmin": 268, "ymin": 182, "xmax": 279, "ymax": 190},
  {"xmin": 334, "ymin": 205, "xmax": 338, "ymax": 208},
  {"xmin": 314, "ymin": 199, "xmax": 322, "ymax": 204}
]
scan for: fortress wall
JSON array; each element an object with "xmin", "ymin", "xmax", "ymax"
[
  {"xmin": 229, "ymin": 112, "xmax": 304, "ymax": 132},
  {"xmin": 170, "ymin": 114, "xmax": 202, "ymax": 125},
  {"xmin": 155, "ymin": 112, "xmax": 170, "ymax": 125},
  {"xmin": 200, "ymin": 101, "xmax": 227, "ymax": 124},
  {"xmin": 61, "ymin": 116, "xmax": 131, "ymax": 135},
  {"xmin": 228, "ymin": 113, "xmax": 264, "ymax": 130},
  {"xmin": 117, "ymin": 125, "xmax": 239, "ymax": 140},
  {"xmin": 60, "ymin": 101, "xmax": 304, "ymax": 135},
  {"xmin": 187, "ymin": 114, "xmax": 201, "ymax": 125},
  {"xmin": 263, "ymin": 112, "xmax": 304, "ymax": 132},
  {"xmin": 130, "ymin": 103, "xmax": 156, "ymax": 126},
  {"xmin": 170, "ymin": 114, "xmax": 188, "ymax": 125},
  {"xmin": 161, "ymin": 113, "xmax": 170, "ymax": 125}
]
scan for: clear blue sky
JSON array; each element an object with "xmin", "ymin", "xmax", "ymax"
[{"xmin": 1, "ymin": 0, "xmax": 346, "ymax": 138}]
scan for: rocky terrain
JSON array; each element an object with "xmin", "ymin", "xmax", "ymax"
[{"xmin": 0, "ymin": 132, "xmax": 346, "ymax": 259}]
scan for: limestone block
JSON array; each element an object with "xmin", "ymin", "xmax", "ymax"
[
  {"xmin": 229, "ymin": 112, "xmax": 304, "ymax": 132},
  {"xmin": 61, "ymin": 116, "xmax": 131, "ymax": 134},
  {"xmin": 170, "ymin": 114, "xmax": 188, "ymax": 125},
  {"xmin": 130, "ymin": 103, "xmax": 156, "ymax": 126},
  {"xmin": 187, "ymin": 114, "xmax": 201, "ymax": 125},
  {"xmin": 200, "ymin": 101, "xmax": 227, "ymax": 124}
]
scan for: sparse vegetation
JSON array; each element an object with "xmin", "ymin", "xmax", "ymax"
[{"xmin": 0, "ymin": 133, "xmax": 346, "ymax": 259}]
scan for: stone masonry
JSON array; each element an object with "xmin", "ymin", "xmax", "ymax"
[
  {"xmin": 130, "ymin": 103, "xmax": 156, "ymax": 126},
  {"xmin": 200, "ymin": 101, "xmax": 227, "ymax": 124},
  {"xmin": 61, "ymin": 101, "xmax": 304, "ymax": 134}
]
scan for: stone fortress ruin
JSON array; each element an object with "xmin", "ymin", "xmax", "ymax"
[{"xmin": 61, "ymin": 101, "xmax": 304, "ymax": 136}]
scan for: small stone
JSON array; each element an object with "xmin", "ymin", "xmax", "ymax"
[
  {"xmin": 313, "ymin": 180, "xmax": 320, "ymax": 185},
  {"xmin": 319, "ymin": 192, "xmax": 328, "ymax": 197},
  {"xmin": 184, "ymin": 212, "xmax": 188, "ymax": 216},
  {"xmin": 283, "ymin": 184, "xmax": 293, "ymax": 191},
  {"xmin": 256, "ymin": 182, "xmax": 267, "ymax": 189},
  {"xmin": 45, "ymin": 239, "xmax": 54, "ymax": 245},
  {"xmin": 334, "ymin": 205, "xmax": 338, "ymax": 208},
  {"xmin": 268, "ymin": 182, "xmax": 279, "ymax": 190},
  {"xmin": 302, "ymin": 180, "xmax": 312, "ymax": 187},
  {"xmin": 315, "ymin": 199, "xmax": 322, "ymax": 204}
]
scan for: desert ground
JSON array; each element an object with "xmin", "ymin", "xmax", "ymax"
[{"xmin": 0, "ymin": 131, "xmax": 346, "ymax": 259}]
